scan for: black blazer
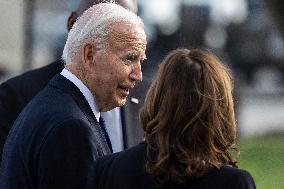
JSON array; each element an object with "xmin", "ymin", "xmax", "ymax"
[
  {"xmin": 0, "ymin": 74, "xmax": 111, "ymax": 189},
  {"xmin": 0, "ymin": 60, "xmax": 147, "ymax": 157},
  {"xmin": 89, "ymin": 143, "xmax": 256, "ymax": 189}
]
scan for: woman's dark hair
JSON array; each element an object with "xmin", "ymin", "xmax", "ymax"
[{"xmin": 139, "ymin": 48, "xmax": 237, "ymax": 185}]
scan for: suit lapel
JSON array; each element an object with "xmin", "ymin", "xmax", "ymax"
[{"xmin": 48, "ymin": 74, "xmax": 111, "ymax": 155}]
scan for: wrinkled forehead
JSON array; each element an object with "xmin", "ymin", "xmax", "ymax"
[{"xmin": 108, "ymin": 22, "xmax": 147, "ymax": 51}]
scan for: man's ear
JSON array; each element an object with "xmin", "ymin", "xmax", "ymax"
[
  {"xmin": 82, "ymin": 43, "xmax": 96, "ymax": 72},
  {"xmin": 67, "ymin": 12, "xmax": 77, "ymax": 31}
]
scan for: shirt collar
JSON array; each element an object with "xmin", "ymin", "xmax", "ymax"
[{"xmin": 60, "ymin": 68, "xmax": 100, "ymax": 121}]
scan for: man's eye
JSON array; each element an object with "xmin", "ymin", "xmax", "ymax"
[{"xmin": 125, "ymin": 53, "xmax": 136, "ymax": 61}]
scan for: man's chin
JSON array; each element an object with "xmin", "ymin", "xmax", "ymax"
[
  {"xmin": 117, "ymin": 98, "xmax": 127, "ymax": 107},
  {"xmin": 100, "ymin": 98, "xmax": 127, "ymax": 112}
]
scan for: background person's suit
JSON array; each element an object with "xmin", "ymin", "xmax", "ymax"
[
  {"xmin": 121, "ymin": 78, "xmax": 150, "ymax": 148},
  {"xmin": 0, "ymin": 60, "xmax": 63, "ymax": 156},
  {"xmin": 0, "ymin": 74, "xmax": 111, "ymax": 189}
]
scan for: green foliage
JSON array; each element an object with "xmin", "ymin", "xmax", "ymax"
[{"xmin": 237, "ymin": 134, "xmax": 284, "ymax": 189}]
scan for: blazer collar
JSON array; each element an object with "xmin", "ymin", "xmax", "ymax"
[{"xmin": 48, "ymin": 74, "xmax": 112, "ymax": 155}]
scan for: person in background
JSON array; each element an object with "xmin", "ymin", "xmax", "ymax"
[
  {"xmin": 0, "ymin": 0, "xmax": 138, "ymax": 159},
  {"xmin": 89, "ymin": 48, "xmax": 256, "ymax": 189},
  {"xmin": 0, "ymin": 3, "xmax": 146, "ymax": 189}
]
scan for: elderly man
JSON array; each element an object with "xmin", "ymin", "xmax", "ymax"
[
  {"xmin": 0, "ymin": 3, "xmax": 146, "ymax": 189},
  {"xmin": 0, "ymin": 0, "xmax": 139, "ymax": 159}
]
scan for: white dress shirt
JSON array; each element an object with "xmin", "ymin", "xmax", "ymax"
[{"xmin": 60, "ymin": 68, "xmax": 124, "ymax": 152}]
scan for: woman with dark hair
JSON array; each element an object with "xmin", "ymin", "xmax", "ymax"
[{"xmin": 89, "ymin": 48, "xmax": 256, "ymax": 189}]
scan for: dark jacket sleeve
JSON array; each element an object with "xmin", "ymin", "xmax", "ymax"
[
  {"xmin": 86, "ymin": 158, "xmax": 102, "ymax": 189},
  {"xmin": 37, "ymin": 119, "xmax": 100, "ymax": 189}
]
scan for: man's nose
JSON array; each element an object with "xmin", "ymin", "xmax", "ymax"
[{"xmin": 129, "ymin": 63, "xmax": 142, "ymax": 82}]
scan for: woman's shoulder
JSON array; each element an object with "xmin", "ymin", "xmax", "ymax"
[
  {"xmin": 221, "ymin": 166, "xmax": 254, "ymax": 181},
  {"xmin": 90, "ymin": 142, "xmax": 149, "ymax": 189},
  {"xmin": 94, "ymin": 142, "xmax": 147, "ymax": 169},
  {"xmin": 204, "ymin": 166, "xmax": 256, "ymax": 189}
]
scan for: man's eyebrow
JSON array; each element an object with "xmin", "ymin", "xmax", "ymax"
[
  {"xmin": 133, "ymin": 52, "xmax": 147, "ymax": 60},
  {"xmin": 142, "ymin": 55, "xmax": 147, "ymax": 60}
]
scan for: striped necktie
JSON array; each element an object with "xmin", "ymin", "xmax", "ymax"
[{"xmin": 99, "ymin": 117, "xmax": 113, "ymax": 153}]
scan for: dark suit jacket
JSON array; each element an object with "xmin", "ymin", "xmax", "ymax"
[
  {"xmin": 0, "ymin": 60, "xmax": 146, "ymax": 157},
  {"xmin": 89, "ymin": 143, "xmax": 256, "ymax": 189},
  {"xmin": 0, "ymin": 74, "xmax": 111, "ymax": 189}
]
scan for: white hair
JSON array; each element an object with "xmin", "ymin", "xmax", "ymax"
[{"xmin": 62, "ymin": 2, "xmax": 144, "ymax": 65}]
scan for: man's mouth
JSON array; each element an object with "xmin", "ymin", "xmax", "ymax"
[
  {"xmin": 119, "ymin": 82, "xmax": 136, "ymax": 96},
  {"xmin": 119, "ymin": 86, "xmax": 129, "ymax": 92},
  {"xmin": 118, "ymin": 86, "xmax": 130, "ymax": 96}
]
